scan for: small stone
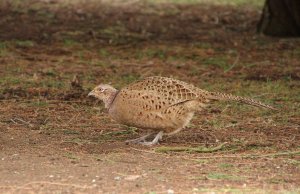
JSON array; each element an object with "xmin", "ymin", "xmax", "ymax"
[
  {"xmin": 114, "ymin": 176, "xmax": 121, "ymax": 181},
  {"xmin": 124, "ymin": 175, "xmax": 140, "ymax": 181},
  {"xmin": 167, "ymin": 189, "xmax": 174, "ymax": 194}
]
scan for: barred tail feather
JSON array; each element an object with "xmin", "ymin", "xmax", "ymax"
[{"xmin": 208, "ymin": 92, "xmax": 277, "ymax": 110}]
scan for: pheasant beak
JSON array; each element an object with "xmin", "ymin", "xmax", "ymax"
[{"xmin": 88, "ymin": 90, "xmax": 95, "ymax": 97}]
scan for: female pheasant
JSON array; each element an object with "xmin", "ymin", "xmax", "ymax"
[{"xmin": 88, "ymin": 76, "xmax": 276, "ymax": 145}]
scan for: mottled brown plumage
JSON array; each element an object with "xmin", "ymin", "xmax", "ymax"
[{"xmin": 88, "ymin": 76, "xmax": 276, "ymax": 145}]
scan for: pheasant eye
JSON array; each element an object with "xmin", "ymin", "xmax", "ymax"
[{"xmin": 98, "ymin": 88, "xmax": 106, "ymax": 92}]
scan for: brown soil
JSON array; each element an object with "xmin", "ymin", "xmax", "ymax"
[{"xmin": 0, "ymin": 1, "xmax": 299, "ymax": 193}]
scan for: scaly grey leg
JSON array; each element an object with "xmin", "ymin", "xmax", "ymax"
[
  {"xmin": 140, "ymin": 131, "xmax": 164, "ymax": 146},
  {"xmin": 125, "ymin": 133, "xmax": 154, "ymax": 144}
]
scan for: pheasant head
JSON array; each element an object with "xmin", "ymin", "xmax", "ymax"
[{"xmin": 88, "ymin": 84, "xmax": 118, "ymax": 108}]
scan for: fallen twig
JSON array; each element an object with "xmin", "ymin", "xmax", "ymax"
[
  {"xmin": 155, "ymin": 142, "xmax": 228, "ymax": 153},
  {"xmin": 193, "ymin": 150, "xmax": 300, "ymax": 159},
  {"xmin": 10, "ymin": 118, "xmax": 34, "ymax": 127}
]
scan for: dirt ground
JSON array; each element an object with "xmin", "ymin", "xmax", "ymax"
[{"xmin": 0, "ymin": 0, "xmax": 299, "ymax": 193}]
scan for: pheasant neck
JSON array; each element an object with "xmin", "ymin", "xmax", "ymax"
[{"xmin": 105, "ymin": 90, "xmax": 119, "ymax": 109}]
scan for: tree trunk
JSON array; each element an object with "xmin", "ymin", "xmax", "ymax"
[{"xmin": 257, "ymin": 0, "xmax": 300, "ymax": 37}]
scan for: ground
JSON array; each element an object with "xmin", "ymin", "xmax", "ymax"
[{"xmin": 0, "ymin": 0, "xmax": 299, "ymax": 193}]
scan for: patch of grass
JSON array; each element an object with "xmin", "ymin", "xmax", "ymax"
[
  {"xmin": 64, "ymin": 152, "xmax": 80, "ymax": 160},
  {"xmin": 0, "ymin": 74, "xmax": 67, "ymax": 89},
  {"xmin": 207, "ymin": 173, "xmax": 243, "ymax": 181},
  {"xmin": 145, "ymin": 192, "xmax": 156, "ymax": 194},
  {"xmin": 212, "ymin": 79, "xmax": 296, "ymax": 105},
  {"xmin": 63, "ymin": 129, "xmax": 81, "ymax": 135},
  {"xmin": 99, "ymin": 48, "xmax": 109, "ymax": 57},
  {"xmin": 284, "ymin": 189, "xmax": 300, "ymax": 194},
  {"xmin": 194, "ymin": 159, "xmax": 209, "ymax": 164},
  {"xmin": 42, "ymin": 68, "xmax": 57, "ymax": 76},
  {"xmin": 94, "ymin": 61, "xmax": 109, "ymax": 67},
  {"xmin": 64, "ymin": 138, "xmax": 91, "ymax": 145},
  {"xmin": 148, "ymin": 168, "xmax": 162, "ymax": 174},
  {"xmin": 286, "ymin": 159, "xmax": 300, "ymax": 167},
  {"xmin": 91, "ymin": 154, "xmax": 103, "ymax": 161},
  {"xmin": 267, "ymin": 177, "xmax": 288, "ymax": 184},
  {"xmin": 193, "ymin": 42, "xmax": 212, "ymax": 49},
  {"xmin": 63, "ymin": 39, "xmax": 78, "ymax": 46},
  {"xmin": 0, "ymin": 76, "xmax": 21, "ymax": 85},
  {"xmin": 102, "ymin": 25, "xmax": 127, "ymax": 36},
  {"xmin": 136, "ymin": 45, "xmax": 209, "ymax": 61},
  {"xmin": 135, "ymin": 48, "xmax": 167, "ymax": 60},
  {"xmin": 36, "ymin": 10, "xmax": 55, "ymax": 19},
  {"xmin": 120, "ymin": 74, "xmax": 140, "ymax": 85},
  {"xmin": 15, "ymin": 40, "xmax": 35, "ymax": 47},
  {"xmin": 40, "ymin": 79, "xmax": 65, "ymax": 88},
  {"xmin": 205, "ymin": 119, "xmax": 226, "ymax": 130},
  {"xmin": 203, "ymin": 57, "xmax": 231, "ymax": 71},
  {"xmin": 100, "ymin": 25, "xmax": 134, "ymax": 44},
  {"xmin": 219, "ymin": 163, "xmax": 234, "ymax": 169},
  {"xmin": 0, "ymin": 41, "xmax": 7, "ymax": 56},
  {"xmin": 29, "ymin": 101, "xmax": 49, "ymax": 107},
  {"xmin": 95, "ymin": 127, "xmax": 138, "ymax": 142},
  {"xmin": 294, "ymin": 47, "xmax": 300, "ymax": 58},
  {"xmin": 148, "ymin": 49, "xmax": 166, "ymax": 59}
]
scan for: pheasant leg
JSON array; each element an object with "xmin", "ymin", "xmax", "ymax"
[
  {"xmin": 125, "ymin": 133, "xmax": 155, "ymax": 144},
  {"xmin": 126, "ymin": 131, "xmax": 164, "ymax": 146},
  {"xmin": 140, "ymin": 131, "xmax": 164, "ymax": 146}
]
